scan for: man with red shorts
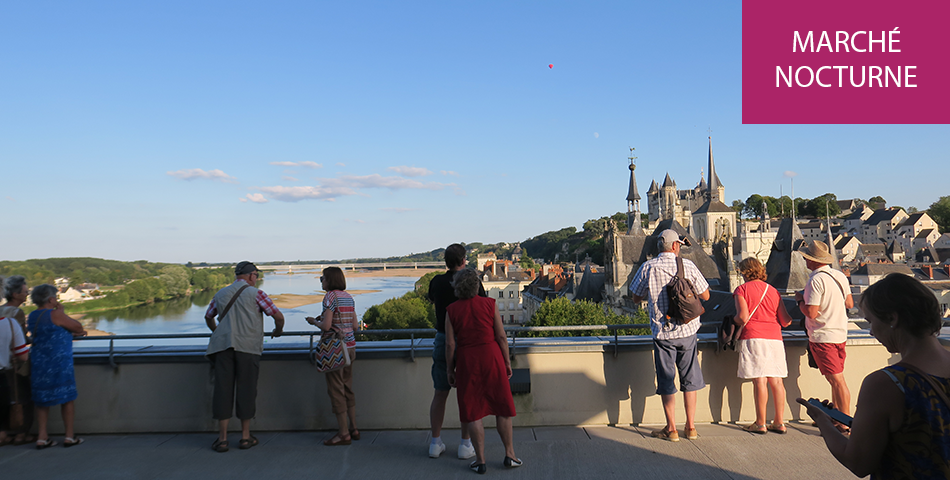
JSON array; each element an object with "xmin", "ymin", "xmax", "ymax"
[{"xmin": 795, "ymin": 241, "xmax": 854, "ymax": 422}]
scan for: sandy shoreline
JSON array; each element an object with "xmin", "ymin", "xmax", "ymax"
[{"xmin": 269, "ymin": 289, "xmax": 380, "ymax": 309}]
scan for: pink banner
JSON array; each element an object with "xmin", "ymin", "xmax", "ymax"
[{"xmin": 742, "ymin": 0, "xmax": 949, "ymax": 124}]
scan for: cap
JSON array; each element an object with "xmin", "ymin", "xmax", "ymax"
[
  {"xmin": 658, "ymin": 229, "xmax": 690, "ymax": 249},
  {"xmin": 235, "ymin": 261, "xmax": 259, "ymax": 276}
]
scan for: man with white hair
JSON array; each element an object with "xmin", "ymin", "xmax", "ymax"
[{"xmin": 629, "ymin": 229, "xmax": 710, "ymax": 442}]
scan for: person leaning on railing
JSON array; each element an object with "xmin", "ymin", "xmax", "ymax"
[
  {"xmin": 27, "ymin": 284, "xmax": 87, "ymax": 449},
  {"xmin": 1, "ymin": 275, "xmax": 36, "ymax": 445},
  {"xmin": 798, "ymin": 273, "xmax": 950, "ymax": 479},
  {"xmin": 306, "ymin": 266, "xmax": 360, "ymax": 446}
]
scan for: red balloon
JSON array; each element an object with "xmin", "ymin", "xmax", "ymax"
[{"xmin": 548, "ymin": 64, "xmax": 553, "ymax": 68}]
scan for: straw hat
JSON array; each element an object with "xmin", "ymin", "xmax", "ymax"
[{"xmin": 799, "ymin": 240, "xmax": 834, "ymax": 264}]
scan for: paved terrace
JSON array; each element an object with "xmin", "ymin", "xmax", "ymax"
[{"xmin": 0, "ymin": 423, "xmax": 854, "ymax": 480}]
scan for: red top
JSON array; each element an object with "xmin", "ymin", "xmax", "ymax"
[{"xmin": 734, "ymin": 280, "xmax": 783, "ymax": 341}]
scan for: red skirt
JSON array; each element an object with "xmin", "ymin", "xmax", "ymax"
[{"xmin": 456, "ymin": 342, "xmax": 516, "ymax": 423}]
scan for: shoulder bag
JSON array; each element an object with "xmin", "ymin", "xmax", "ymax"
[
  {"xmin": 312, "ymin": 326, "xmax": 351, "ymax": 373},
  {"xmin": 719, "ymin": 283, "xmax": 769, "ymax": 351}
]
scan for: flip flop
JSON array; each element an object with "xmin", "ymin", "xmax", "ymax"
[
  {"xmin": 743, "ymin": 423, "xmax": 767, "ymax": 434},
  {"xmin": 36, "ymin": 439, "xmax": 59, "ymax": 450},
  {"xmin": 767, "ymin": 423, "xmax": 787, "ymax": 434}
]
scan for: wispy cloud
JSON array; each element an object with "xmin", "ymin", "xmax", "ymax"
[
  {"xmin": 322, "ymin": 174, "xmax": 453, "ymax": 191},
  {"xmin": 784, "ymin": 170, "xmax": 798, "ymax": 178},
  {"xmin": 380, "ymin": 207, "xmax": 417, "ymax": 213},
  {"xmin": 167, "ymin": 168, "xmax": 237, "ymax": 183},
  {"xmin": 282, "ymin": 176, "xmax": 299, "ymax": 182},
  {"xmin": 440, "ymin": 170, "xmax": 459, "ymax": 177},
  {"xmin": 258, "ymin": 185, "xmax": 357, "ymax": 202},
  {"xmin": 336, "ymin": 162, "xmax": 346, "ymax": 167},
  {"xmin": 239, "ymin": 193, "xmax": 268, "ymax": 203},
  {"xmin": 387, "ymin": 166, "xmax": 432, "ymax": 177},
  {"xmin": 269, "ymin": 161, "xmax": 322, "ymax": 168},
  {"xmin": 4, "ymin": 196, "xmax": 14, "ymax": 202}
]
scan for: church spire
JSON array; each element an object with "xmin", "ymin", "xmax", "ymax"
[
  {"xmin": 706, "ymin": 136, "xmax": 722, "ymax": 202},
  {"xmin": 626, "ymin": 147, "xmax": 642, "ymax": 235}
]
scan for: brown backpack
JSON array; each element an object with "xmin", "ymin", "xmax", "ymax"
[{"xmin": 664, "ymin": 257, "xmax": 705, "ymax": 324}]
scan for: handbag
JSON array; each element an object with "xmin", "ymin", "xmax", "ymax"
[
  {"xmin": 719, "ymin": 283, "xmax": 769, "ymax": 351},
  {"xmin": 313, "ymin": 327, "xmax": 351, "ymax": 373},
  {"xmin": 6, "ymin": 317, "xmax": 24, "ymax": 430}
]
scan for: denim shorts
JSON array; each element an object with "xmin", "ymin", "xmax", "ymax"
[
  {"xmin": 653, "ymin": 335, "xmax": 705, "ymax": 395},
  {"xmin": 431, "ymin": 332, "xmax": 451, "ymax": 392}
]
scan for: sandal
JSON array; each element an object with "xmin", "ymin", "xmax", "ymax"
[
  {"xmin": 349, "ymin": 429, "xmax": 361, "ymax": 441},
  {"xmin": 743, "ymin": 423, "xmax": 767, "ymax": 435},
  {"xmin": 212, "ymin": 439, "xmax": 229, "ymax": 453},
  {"xmin": 64, "ymin": 437, "xmax": 84, "ymax": 448},
  {"xmin": 504, "ymin": 456, "xmax": 523, "ymax": 468},
  {"xmin": 323, "ymin": 434, "xmax": 351, "ymax": 446},
  {"xmin": 36, "ymin": 438, "xmax": 59, "ymax": 450},
  {"xmin": 767, "ymin": 423, "xmax": 787, "ymax": 434},
  {"xmin": 238, "ymin": 435, "xmax": 258, "ymax": 450}
]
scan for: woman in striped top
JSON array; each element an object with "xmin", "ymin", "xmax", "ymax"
[{"xmin": 307, "ymin": 267, "xmax": 360, "ymax": 446}]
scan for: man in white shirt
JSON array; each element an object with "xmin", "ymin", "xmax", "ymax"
[{"xmin": 795, "ymin": 240, "xmax": 854, "ymax": 418}]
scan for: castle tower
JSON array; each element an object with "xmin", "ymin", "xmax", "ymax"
[{"xmin": 646, "ymin": 179, "xmax": 660, "ymax": 222}]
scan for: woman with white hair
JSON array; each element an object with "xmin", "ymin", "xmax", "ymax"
[
  {"xmin": 27, "ymin": 284, "xmax": 87, "ymax": 449},
  {"xmin": 1, "ymin": 275, "xmax": 36, "ymax": 445}
]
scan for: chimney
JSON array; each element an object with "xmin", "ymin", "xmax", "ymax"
[{"xmin": 923, "ymin": 265, "xmax": 933, "ymax": 279}]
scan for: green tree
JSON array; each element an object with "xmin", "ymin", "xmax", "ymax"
[
  {"xmin": 363, "ymin": 295, "xmax": 432, "ymax": 329},
  {"xmin": 527, "ymin": 298, "xmax": 649, "ymax": 337},
  {"xmin": 928, "ymin": 196, "xmax": 950, "ymax": 233},
  {"xmin": 414, "ymin": 271, "xmax": 443, "ymax": 299},
  {"xmin": 159, "ymin": 265, "xmax": 191, "ymax": 297},
  {"xmin": 731, "ymin": 200, "xmax": 745, "ymax": 218},
  {"xmin": 868, "ymin": 196, "xmax": 886, "ymax": 209}
]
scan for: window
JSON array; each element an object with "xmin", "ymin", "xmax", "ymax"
[
  {"xmin": 498, "ymin": 291, "xmax": 504, "ymax": 299},
  {"xmin": 510, "ymin": 315, "xmax": 514, "ymax": 322},
  {"xmin": 509, "ymin": 291, "xmax": 514, "ymax": 298}
]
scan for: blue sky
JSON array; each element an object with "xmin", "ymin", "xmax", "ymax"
[{"xmin": 2, "ymin": 1, "xmax": 946, "ymax": 264}]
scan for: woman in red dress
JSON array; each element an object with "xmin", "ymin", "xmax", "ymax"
[{"xmin": 445, "ymin": 268, "xmax": 521, "ymax": 474}]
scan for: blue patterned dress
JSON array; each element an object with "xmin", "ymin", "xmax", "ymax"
[{"xmin": 27, "ymin": 309, "xmax": 77, "ymax": 407}]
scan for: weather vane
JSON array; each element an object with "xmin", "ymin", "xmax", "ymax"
[{"xmin": 628, "ymin": 146, "xmax": 638, "ymax": 169}]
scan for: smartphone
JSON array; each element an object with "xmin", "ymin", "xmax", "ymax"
[{"xmin": 808, "ymin": 399, "xmax": 853, "ymax": 427}]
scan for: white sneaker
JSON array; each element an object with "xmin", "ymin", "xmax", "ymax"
[
  {"xmin": 458, "ymin": 442, "xmax": 476, "ymax": 459},
  {"xmin": 428, "ymin": 442, "xmax": 446, "ymax": 458}
]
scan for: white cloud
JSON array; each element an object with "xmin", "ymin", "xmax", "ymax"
[
  {"xmin": 336, "ymin": 162, "xmax": 346, "ymax": 167},
  {"xmin": 594, "ymin": 132, "xmax": 599, "ymax": 138},
  {"xmin": 387, "ymin": 166, "xmax": 433, "ymax": 177},
  {"xmin": 167, "ymin": 168, "xmax": 237, "ymax": 183},
  {"xmin": 322, "ymin": 174, "xmax": 453, "ymax": 191},
  {"xmin": 239, "ymin": 193, "xmax": 268, "ymax": 204},
  {"xmin": 282, "ymin": 176, "xmax": 299, "ymax": 182},
  {"xmin": 269, "ymin": 161, "xmax": 323, "ymax": 168},
  {"xmin": 784, "ymin": 170, "xmax": 798, "ymax": 178},
  {"xmin": 440, "ymin": 170, "xmax": 459, "ymax": 177},
  {"xmin": 258, "ymin": 185, "xmax": 357, "ymax": 202}
]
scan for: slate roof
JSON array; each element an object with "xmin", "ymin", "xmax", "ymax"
[
  {"xmin": 859, "ymin": 244, "xmax": 887, "ymax": 256},
  {"xmin": 647, "ymin": 179, "xmax": 658, "ymax": 194},
  {"xmin": 835, "ymin": 236, "xmax": 858, "ymax": 250},
  {"xmin": 863, "ymin": 208, "xmax": 904, "ymax": 226},
  {"xmin": 573, "ymin": 265, "xmax": 606, "ymax": 303},
  {"xmin": 662, "ymin": 173, "xmax": 675, "ymax": 188},
  {"xmin": 851, "ymin": 264, "xmax": 913, "ymax": 276},
  {"xmin": 898, "ymin": 212, "xmax": 927, "ymax": 228},
  {"xmin": 693, "ymin": 199, "xmax": 735, "ymax": 214},
  {"xmin": 844, "ymin": 207, "xmax": 870, "ymax": 221},
  {"xmin": 765, "ymin": 218, "xmax": 810, "ymax": 292},
  {"xmin": 917, "ymin": 229, "xmax": 935, "ymax": 240},
  {"xmin": 626, "ymin": 164, "xmax": 641, "ymax": 201}
]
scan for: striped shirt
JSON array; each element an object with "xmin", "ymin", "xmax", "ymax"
[
  {"xmin": 1, "ymin": 316, "xmax": 30, "ymax": 369},
  {"xmin": 323, "ymin": 290, "xmax": 357, "ymax": 348},
  {"xmin": 204, "ymin": 279, "xmax": 279, "ymax": 320},
  {"xmin": 629, "ymin": 252, "xmax": 710, "ymax": 340}
]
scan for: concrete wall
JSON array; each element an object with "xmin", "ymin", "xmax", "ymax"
[{"xmin": 44, "ymin": 334, "xmax": 910, "ymax": 434}]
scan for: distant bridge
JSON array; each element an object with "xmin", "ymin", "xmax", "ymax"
[{"xmin": 257, "ymin": 262, "xmax": 445, "ymax": 273}]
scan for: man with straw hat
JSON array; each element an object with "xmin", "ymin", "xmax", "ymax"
[{"xmin": 795, "ymin": 240, "xmax": 854, "ymax": 425}]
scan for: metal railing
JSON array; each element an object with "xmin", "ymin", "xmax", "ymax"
[{"xmin": 73, "ymin": 324, "xmax": 654, "ymax": 369}]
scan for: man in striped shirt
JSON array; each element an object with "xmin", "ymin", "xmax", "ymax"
[{"xmin": 629, "ymin": 230, "xmax": 710, "ymax": 442}]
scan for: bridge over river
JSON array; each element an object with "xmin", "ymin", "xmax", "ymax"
[{"xmin": 255, "ymin": 262, "xmax": 445, "ymax": 272}]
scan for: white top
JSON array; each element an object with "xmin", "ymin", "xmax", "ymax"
[
  {"xmin": 1, "ymin": 316, "xmax": 29, "ymax": 369},
  {"xmin": 803, "ymin": 265, "xmax": 851, "ymax": 343}
]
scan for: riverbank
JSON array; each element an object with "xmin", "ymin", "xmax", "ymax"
[
  {"xmin": 270, "ymin": 289, "xmax": 380, "ymax": 309},
  {"xmin": 270, "ymin": 268, "xmax": 443, "ymax": 279}
]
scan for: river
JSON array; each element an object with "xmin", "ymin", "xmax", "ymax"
[{"xmin": 77, "ymin": 271, "xmax": 423, "ymax": 346}]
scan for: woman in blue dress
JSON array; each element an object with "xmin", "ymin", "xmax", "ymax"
[{"xmin": 27, "ymin": 284, "xmax": 86, "ymax": 449}]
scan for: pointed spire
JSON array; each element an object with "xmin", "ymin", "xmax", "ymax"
[
  {"xmin": 706, "ymin": 136, "xmax": 722, "ymax": 201},
  {"xmin": 626, "ymin": 148, "xmax": 642, "ymax": 235},
  {"xmin": 647, "ymin": 179, "xmax": 658, "ymax": 194},
  {"xmin": 662, "ymin": 173, "xmax": 675, "ymax": 188}
]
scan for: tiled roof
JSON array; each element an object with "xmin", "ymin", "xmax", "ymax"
[
  {"xmin": 916, "ymin": 229, "xmax": 935, "ymax": 240},
  {"xmin": 863, "ymin": 208, "xmax": 904, "ymax": 226},
  {"xmin": 852, "ymin": 264, "xmax": 913, "ymax": 276}
]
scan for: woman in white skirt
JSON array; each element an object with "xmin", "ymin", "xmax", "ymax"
[{"xmin": 733, "ymin": 258, "xmax": 794, "ymax": 434}]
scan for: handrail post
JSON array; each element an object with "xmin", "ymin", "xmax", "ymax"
[
  {"xmin": 613, "ymin": 327, "xmax": 619, "ymax": 358},
  {"xmin": 510, "ymin": 329, "xmax": 517, "ymax": 360},
  {"xmin": 309, "ymin": 334, "xmax": 316, "ymax": 365},
  {"xmin": 409, "ymin": 333, "xmax": 415, "ymax": 362},
  {"xmin": 109, "ymin": 338, "xmax": 117, "ymax": 370}
]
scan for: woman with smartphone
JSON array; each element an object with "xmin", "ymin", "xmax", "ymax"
[{"xmin": 799, "ymin": 273, "xmax": 950, "ymax": 479}]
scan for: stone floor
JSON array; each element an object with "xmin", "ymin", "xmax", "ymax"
[{"xmin": 0, "ymin": 422, "xmax": 857, "ymax": 480}]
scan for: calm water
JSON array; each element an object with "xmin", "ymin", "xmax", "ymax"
[{"xmin": 78, "ymin": 272, "xmax": 420, "ymax": 347}]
